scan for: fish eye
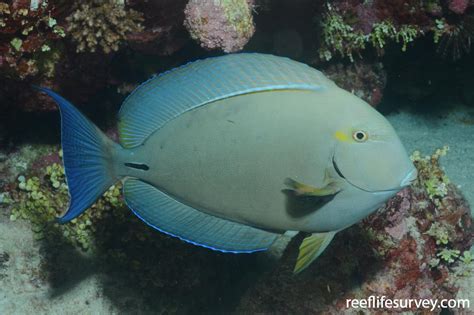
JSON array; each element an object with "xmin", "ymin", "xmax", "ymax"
[{"xmin": 353, "ymin": 130, "xmax": 368, "ymax": 142}]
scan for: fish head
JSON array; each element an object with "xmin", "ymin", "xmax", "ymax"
[{"xmin": 331, "ymin": 99, "xmax": 417, "ymax": 193}]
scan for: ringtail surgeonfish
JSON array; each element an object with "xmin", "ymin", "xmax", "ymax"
[{"xmin": 36, "ymin": 53, "xmax": 417, "ymax": 273}]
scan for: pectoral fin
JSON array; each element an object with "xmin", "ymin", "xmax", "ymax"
[
  {"xmin": 285, "ymin": 177, "xmax": 341, "ymax": 197},
  {"xmin": 294, "ymin": 231, "xmax": 336, "ymax": 274}
]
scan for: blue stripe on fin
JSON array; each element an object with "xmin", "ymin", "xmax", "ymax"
[
  {"xmin": 123, "ymin": 178, "xmax": 278, "ymax": 253},
  {"xmin": 118, "ymin": 53, "xmax": 332, "ymax": 148}
]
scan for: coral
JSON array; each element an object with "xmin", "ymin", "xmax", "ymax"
[
  {"xmin": 0, "ymin": 1, "xmax": 66, "ymax": 80},
  {"xmin": 435, "ymin": 15, "xmax": 474, "ymax": 60},
  {"xmin": 322, "ymin": 60, "xmax": 387, "ymax": 106},
  {"xmin": 319, "ymin": 4, "xmax": 421, "ymax": 61},
  {"xmin": 184, "ymin": 0, "xmax": 255, "ymax": 53},
  {"xmin": 448, "ymin": 0, "xmax": 470, "ymax": 15},
  {"xmin": 3, "ymin": 147, "xmax": 123, "ymax": 251},
  {"xmin": 319, "ymin": 9, "xmax": 366, "ymax": 61},
  {"xmin": 237, "ymin": 147, "xmax": 473, "ymax": 313},
  {"xmin": 411, "ymin": 146, "xmax": 450, "ymax": 202},
  {"xmin": 438, "ymin": 248, "xmax": 460, "ymax": 263},
  {"xmin": 126, "ymin": 0, "xmax": 189, "ymax": 56},
  {"xmin": 66, "ymin": 1, "xmax": 144, "ymax": 54},
  {"xmin": 373, "ymin": 0, "xmax": 432, "ymax": 26},
  {"xmin": 318, "ymin": 0, "xmax": 474, "ymax": 62},
  {"xmin": 0, "ymin": 0, "xmax": 188, "ymax": 113}
]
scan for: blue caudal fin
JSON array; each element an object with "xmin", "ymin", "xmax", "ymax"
[{"xmin": 35, "ymin": 87, "xmax": 120, "ymax": 223}]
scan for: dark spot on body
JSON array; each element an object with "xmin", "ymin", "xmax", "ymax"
[
  {"xmin": 124, "ymin": 163, "xmax": 150, "ymax": 171},
  {"xmin": 227, "ymin": 120, "xmax": 235, "ymax": 124}
]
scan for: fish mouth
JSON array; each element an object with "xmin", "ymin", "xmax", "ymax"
[{"xmin": 331, "ymin": 155, "xmax": 403, "ymax": 194}]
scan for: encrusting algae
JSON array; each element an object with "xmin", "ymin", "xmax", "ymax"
[
  {"xmin": 8, "ymin": 149, "xmax": 124, "ymax": 251},
  {"xmin": 319, "ymin": 3, "xmax": 419, "ymax": 61},
  {"xmin": 66, "ymin": 0, "xmax": 144, "ymax": 54}
]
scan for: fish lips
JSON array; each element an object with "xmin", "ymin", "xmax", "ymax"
[{"xmin": 331, "ymin": 155, "xmax": 414, "ymax": 194}]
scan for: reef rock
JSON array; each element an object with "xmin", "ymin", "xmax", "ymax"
[
  {"xmin": 448, "ymin": 0, "xmax": 471, "ymax": 15},
  {"xmin": 184, "ymin": 0, "xmax": 255, "ymax": 52},
  {"xmin": 323, "ymin": 60, "xmax": 387, "ymax": 107}
]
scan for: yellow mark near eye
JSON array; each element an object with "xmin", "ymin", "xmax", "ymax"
[{"xmin": 334, "ymin": 131, "xmax": 349, "ymax": 142}]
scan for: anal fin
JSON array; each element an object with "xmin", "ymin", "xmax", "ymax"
[
  {"xmin": 123, "ymin": 178, "xmax": 278, "ymax": 253},
  {"xmin": 294, "ymin": 231, "xmax": 336, "ymax": 274}
]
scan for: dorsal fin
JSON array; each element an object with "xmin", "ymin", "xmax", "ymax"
[{"xmin": 118, "ymin": 53, "xmax": 331, "ymax": 148}]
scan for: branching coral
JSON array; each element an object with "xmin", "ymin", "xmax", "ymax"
[{"xmin": 66, "ymin": 1, "xmax": 144, "ymax": 54}]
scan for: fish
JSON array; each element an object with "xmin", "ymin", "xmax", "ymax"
[{"xmin": 36, "ymin": 53, "xmax": 417, "ymax": 273}]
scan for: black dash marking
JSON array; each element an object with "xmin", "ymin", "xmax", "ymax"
[{"xmin": 125, "ymin": 163, "xmax": 150, "ymax": 171}]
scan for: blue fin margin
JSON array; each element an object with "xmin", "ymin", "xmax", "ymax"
[
  {"xmin": 34, "ymin": 87, "xmax": 118, "ymax": 223},
  {"xmin": 123, "ymin": 178, "xmax": 279, "ymax": 253}
]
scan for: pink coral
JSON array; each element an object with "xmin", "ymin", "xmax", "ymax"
[
  {"xmin": 448, "ymin": 0, "xmax": 470, "ymax": 14},
  {"xmin": 183, "ymin": 0, "xmax": 255, "ymax": 52}
]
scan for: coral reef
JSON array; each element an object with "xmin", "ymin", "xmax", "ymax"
[
  {"xmin": 0, "ymin": 0, "xmax": 186, "ymax": 113},
  {"xmin": 4, "ymin": 148, "xmax": 122, "ymax": 251},
  {"xmin": 435, "ymin": 14, "xmax": 474, "ymax": 60},
  {"xmin": 237, "ymin": 147, "xmax": 473, "ymax": 313},
  {"xmin": 184, "ymin": 0, "xmax": 255, "ymax": 52},
  {"xmin": 318, "ymin": 2, "xmax": 421, "ymax": 61},
  {"xmin": 448, "ymin": 0, "xmax": 471, "ymax": 15},
  {"xmin": 0, "ymin": 0, "xmax": 66, "ymax": 81},
  {"xmin": 317, "ymin": 0, "xmax": 474, "ymax": 61},
  {"xmin": 126, "ymin": 0, "xmax": 189, "ymax": 56},
  {"xmin": 322, "ymin": 60, "xmax": 387, "ymax": 106},
  {"xmin": 66, "ymin": 1, "xmax": 144, "ymax": 54}
]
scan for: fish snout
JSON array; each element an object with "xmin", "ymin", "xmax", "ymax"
[{"xmin": 400, "ymin": 168, "xmax": 418, "ymax": 187}]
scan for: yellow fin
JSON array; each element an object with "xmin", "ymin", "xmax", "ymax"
[
  {"xmin": 284, "ymin": 177, "xmax": 341, "ymax": 197},
  {"xmin": 293, "ymin": 232, "xmax": 336, "ymax": 274}
]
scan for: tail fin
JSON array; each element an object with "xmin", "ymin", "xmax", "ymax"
[{"xmin": 36, "ymin": 87, "xmax": 120, "ymax": 223}]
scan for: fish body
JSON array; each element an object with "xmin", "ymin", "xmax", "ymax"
[
  {"xmin": 126, "ymin": 90, "xmax": 400, "ymax": 233},
  {"xmin": 37, "ymin": 53, "xmax": 417, "ymax": 272}
]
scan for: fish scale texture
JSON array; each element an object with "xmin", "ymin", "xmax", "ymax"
[
  {"xmin": 118, "ymin": 53, "xmax": 329, "ymax": 148},
  {"xmin": 123, "ymin": 178, "xmax": 278, "ymax": 253}
]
